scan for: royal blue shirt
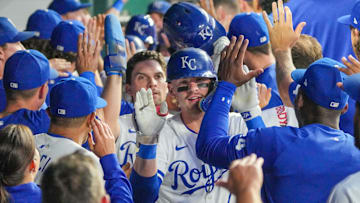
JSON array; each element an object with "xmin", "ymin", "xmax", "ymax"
[
  {"xmin": 255, "ymin": 64, "xmax": 283, "ymax": 110},
  {"xmin": 285, "ymin": 0, "xmax": 356, "ymax": 62},
  {"xmin": 6, "ymin": 182, "xmax": 41, "ymax": 203},
  {"xmin": 0, "ymin": 109, "xmax": 50, "ymax": 135},
  {"xmin": 196, "ymin": 81, "xmax": 360, "ymax": 203}
]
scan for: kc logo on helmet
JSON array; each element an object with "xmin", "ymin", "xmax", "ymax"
[
  {"xmin": 198, "ymin": 26, "xmax": 213, "ymax": 41},
  {"xmin": 181, "ymin": 56, "xmax": 197, "ymax": 70},
  {"xmin": 134, "ymin": 22, "xmax": 149, "ymax": 36}
]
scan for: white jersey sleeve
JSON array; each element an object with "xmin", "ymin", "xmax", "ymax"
[
  {"xmin": 262, "ymin": 105, "xmax": 299, "ymax": 127},
  {"xmin": 327, "ymin": 171, "xmax": 360, "ymax": 203}
]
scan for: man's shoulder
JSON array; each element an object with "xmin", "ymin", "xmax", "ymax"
[{"xmin": 328, "ymin": 171, "xmax": 360, "ymax": 203}]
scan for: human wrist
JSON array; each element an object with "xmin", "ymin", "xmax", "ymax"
[{"xmin": 137, "ymin": 144, "xmax": 157, "ymax": 159}]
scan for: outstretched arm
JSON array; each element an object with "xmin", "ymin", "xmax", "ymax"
[
  {"xmin": 262, "ymin": 0, "xmax": 306, "ymax": 107},
  {"xmin": 196, "ymin": 36, "xmax": 263, "ymax": 168}
]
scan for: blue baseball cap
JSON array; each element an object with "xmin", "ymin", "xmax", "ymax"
[
  {"xmin": 228, "ymin": 12, "xmax": 269, "ymax": 47},
  {"xmin": 50, "ymin": 77, "xmax": 107, "ymax": 118},
  {"xmin": 50, "ymin": 20, "xmax": 85, "ymax": 53},
  {"xmin": 147, "ymin": 1, "xmax": 171, "ymax": 15},
  {"xmin": 337, "ymin": 1, "xmax": 360, "ymax": 30},
  {"xmin": 48, "ymin": 0, "xmax": 92, "ymax": 15},
  {"xmin": 26, "ymin": 9, "xmax": 62, "ymax": 40},
  {"xmin": 343, "ymin": 73, "xmax": 360, "ymax": 102},
  {"xmin": 4, "ymin": 49, "xmax": 58, "ymax": 90},
  {"xmin": 0, "ymin": 17, "xmax": 35, "ymax": 46},
  {"xmin": 291, "ymin": 58, "xmax": 349, "ymax": 110}
]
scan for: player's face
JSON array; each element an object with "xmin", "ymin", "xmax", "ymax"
[
  {"xmin": 0, "ymin": 42, "xmax": 25, "ymax": 79},
  {"xmin": 127, "ymin": 59, "xmax": 168, "ymax": 105},
  {"xmin": 170, "ymin": 77, "xmax": 211, "ymax": 113},
  {"xmin": 150, "ymin": 13, "xmax": 163, "ymax": 32}
]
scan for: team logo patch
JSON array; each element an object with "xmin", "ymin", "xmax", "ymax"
[
  {"xmin": 330, "ymin": 102, "xmax": 339, "ymax": 108},
  {"xmin": 198, "ymin": 26, "xmax": 213, "ymax": 41},
  {"xmin": 260, "ymin": 36, "xmax": 267, "ymax": 43},
  {"xmin": 181, "ymin": 56, "xmax": 197, "ymax": 70},
  {"xmin": 9, "ymin": 82, "xmax": 18, "ymax": 89},
  {"xmin": 57, "ymin": 109, "xmax": 66, "ymax": 115}
]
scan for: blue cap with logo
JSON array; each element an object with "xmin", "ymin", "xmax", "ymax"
[
  {"xmin": 291, "ymin": 57, "xmax": 349, "ymax": 110},
  {"xmin": 4, "ymin": 49, "xmax": 58, "ymax": 90},
  {"xmin": 343, "ymin": 73, "xmax": 360, "ymax": 102},
  {"xmin": 26, "ymin": 9, "xmax": 62, "ymax": 40},
  {"xmin": 337, "ymin": 1, "xmax": 360, "ymax": 30},
  {"xmin": 50, "ymin": 20, "xmax": 85, "ymax": 53},
  {"xmin": 147, "ymin": 1, "xmax": 171, "ymax": 15},
  {"xmin": 228, "ymin": 12, "xmax": 269, "ymax": 47},
  {"xmin": 167, "ymin": 47, "xmax": 217, "ymax": 81},
  {"xmin": 0, "ymin": 17, "xmax": 35, "ymax": 46},
  {"xmin": 163, "ymin": 2, "xmax": 226, "ymax": 56},
  {"xmin": 50, "ymin": 77, "xmax": 107, "ymax": 118},
  {"xmin": 48, "ymin": 0, "xmax": 92, "ymax": 15}
]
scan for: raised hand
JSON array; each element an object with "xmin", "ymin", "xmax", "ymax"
[
  {"xmin": 199, "ymin": 0, "xmax": 218, "ymax": 20},
  {"xmin": 134, "ymin": 88, "xmax": 167, "ymax": 145},
  {"xmin": 76, "ymin": 17, "xmax": 102, "ymax": 74},
  {"xmin": 257, "ymin": 83, "xmax": 272, "ymax": 109},
  {"xmin": 217, "ymin": 154, "xmax": 264, "ymax": 199},
  {"xmin": 88, "ymin": 119, "xmax": 116, "ymax": 158},
  {"xmin": 339, "ymin": 55, "xmax": 360, "ymax": 75},
  {"xmin": 218, "ymin": 35, "xmax": 263, "ymax": 87},
  {"xmin": 262, "ymin": 0, "xmax": 306, "ymax": 53}
]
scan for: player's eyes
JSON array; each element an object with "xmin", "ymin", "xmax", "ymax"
[{"xmin": 177, "ymin": 86, "xmax": 189, "ymax": 92}]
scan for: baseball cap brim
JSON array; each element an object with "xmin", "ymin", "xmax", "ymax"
[
  {"xmin": 11, "ymin": 31, "xmax": 36, "ymax": 43},
  {"xmin": 337, "ymin": 15, "xmax": 351, "ymax": 25},
  {"xmin": 96, "ymin": 97, "xmax": 107, "ymax": 109},
  {"xmin": 291, "ymin": 69, "xmax": 306, "ymax": 84}
]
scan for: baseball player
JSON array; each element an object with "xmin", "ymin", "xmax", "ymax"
[
  {"xmin": 147, "ymin": 0, "xmax": 171, "ymax": 33},
  {"xmin": 115, "ymin": 50, "xmax": 168, "ymax": 168},
  {"xmin": 0, "ymin": 17, "xmax": 36, "ymax": 112},
  {"xmin": 196, "ymin": 3, "xmax": 360, "ymax": 202},
  {"xmin": 129, "ymin": 46, "xmax": 263, "ymax": 203},
  {"xmin": 0, "ymin": 49, "xmax": 58, "ymax": 134}
]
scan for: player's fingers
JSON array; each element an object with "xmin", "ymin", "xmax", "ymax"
[
  {"xmin": 140, "ymin": 88, "xmax": 149, "ymax": 107},
  {"xmin": 225, "ymin": 36, "xmax": 236, "ymax": 63},
  {"xmin": 95, "ymin": 119, "xmax": 106, "ymax": 139},
  {"xmin": 91, "ymin": 119, "xmax": 100, "ymax": 140},
  {"xmin": 244, "ymin": 69, "xmax": 264, "ymax": 83},
  {"xmin": 87, "ymin": 132, "xmax": 95, "ymax": 151},
  {"xmin": 130, "ymin": 41, "xmax": 137, "ymax": 55},
  {"xmin": 255, "ymin": 157, "xmax": 264, "ymax": 168},
  {"xmin": 245, "ymin": 153, "xmax": 258, "ymax": 165},
  {"xmin": 231, "ymin": 35, "xmax": 243, "ymax": 63},
  {"xmin": 336, "ymin": 82, "xmax": 344, "ymax": 90},
  {"xmin": 294, "ymin": 22, "xmax": 306, "ymax": 36},
  {"xmin": 215, "ymin": 180, "xmax": 230, "ymax": 190},
  {"xmin": 199, "ymin": 0, "xmax": 207, "ymax": 10},
  {"xmin": 285, "ymin": 6, "xmax": 293, "ymax": 27},
  {"xmin": 348, "ymin": 55, "xmax": 360, "ymax": 67},
  {"xmin": 262, "ymin": 11, "xmax": 273, "ymax": 31},
  {"xmin": 278, "ymin": 0, "xmax": 285, "ymax": 24},
  {"xmin": 125, "ymin": 39, "xmax": 131, "ymax": 56},
  {"xmin": 266, "ymin": 87, "xmax": 272, "ymax": 101},
  {"xmin": 236, "ymin": 37, "xmax": 248, "ymax": 66},
  {"xmin": 78, "ymin": 33, "xmax": 83, "ymax": 56},
  {"xmin": 272, "ymin": 1, "xmax": 278, "ymax": 24},
  {"xmin": 122, "ymin": 162, "xmax": 131, "ymax": 171}
]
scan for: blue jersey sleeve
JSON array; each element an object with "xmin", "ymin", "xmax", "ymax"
[
  {"xmin": 130, "ymin": 170, "xmax": 162, "ymax": 203},
  {"xmin": 196, "ymin": 81, "xmax": 247, "ymax": 168},
  {"xmin": 100, "ymin": 154, "xmax": 133, "ymax": 203}
]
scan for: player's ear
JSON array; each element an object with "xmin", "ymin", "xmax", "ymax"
[
  {"xmin": 341, "ymin": 103, "xmax": 349, "ymax": 115},
  {"xmin": 38, "ymin": 82, "xmax": 48, "ymax": 100},
  {"xmin": 0, "ymin": 46, "xmax": 6, "ymax": 70},
  {"xmin": 87, "ymin": 112, "xmax": 96, "ymax": 128}
]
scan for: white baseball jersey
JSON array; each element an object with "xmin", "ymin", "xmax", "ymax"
[
  {"xmin": 156, "ymin": 112, "xmax": 248, "ymax": 203},
  {"xmin": 34, "ymin": 133, "xmax": 101, "ymax": 184},
  {"xmin": 262, "ymin": 105, "xmax": 299, "ymax": 127},
  {"xmin": 115, "ymin": 114, "xmax": 138, "ymax": 167}
]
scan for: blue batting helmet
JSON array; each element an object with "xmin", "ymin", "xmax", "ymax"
[
  {"xmin": 167, "ymin": 48, "xmax": 217, "ymax": 82},
  {"xmin": 163, "ymin": 2, "xmax": 226, "ymax": 56},
  {"xmin": 125, "ymin": 15, "xmax": 157, "ymax": 50},
  {"xmin": 125, "ymin": 35, "xmax": 146, "ymax": 52}
]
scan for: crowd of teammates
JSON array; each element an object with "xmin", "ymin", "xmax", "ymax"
[{"xmin": 1, "ymin": 0, "xmax": 360, "ymax": 202}]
